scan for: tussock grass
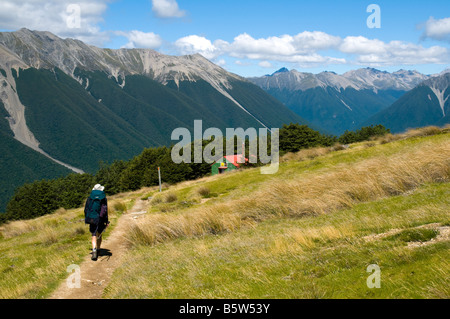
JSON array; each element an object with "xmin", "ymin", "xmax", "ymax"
[
  {"xmin": 1, "ymin": 127, "xmax": 448, "ymax": 299},
  {"xmin": 0, "ymin": 208, "xmax": 88, "ymax": 298},
  {"xmin": 106, "ymin": 181, "xmax": 450, "ymax": 299},
  {"xmin": 150, "ymin": 191, "xmax": 178, "ymax": 205},
  {"xmin": 112, "ymin": 201, "xmax": 127, "ymax": 214},
  {"xmin": 0, "ymin": 196, "xmax": 126, "ymax": 298},
  {"xmin": 281, "ymin": 146, "xmax": 332, "ymax": 163},
  {"xmin": 196, "ymin": 186, "xmax": 211, "ymax": 198},
  {"xmin": 164, "ymin": 192, "xmax": 178, "ymax": 203},
  {"xmin": 128, "ymin": 140, "xmax": 450, "ymax": 247},
  {"xmin": 0, "ymin": 220, "xmax": 39, "ymax": 239},
  {"xmin": 128, "ymin": 206, "xmax": 246, "ymax": 246},
  {"xmin": 377, "ymin": 125, "xmax": 448, "ymax": 145}
]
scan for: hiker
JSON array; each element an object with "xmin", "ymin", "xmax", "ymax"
[{"xmin": 84, "ymin": 184, "xmax": 109, "ymax": 261}]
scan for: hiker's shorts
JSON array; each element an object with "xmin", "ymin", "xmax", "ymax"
[{"xmin": 89, "ymin": 222, "xmax": 106, "ymax": 236}]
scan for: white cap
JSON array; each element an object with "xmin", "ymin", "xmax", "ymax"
[{"xmin": 92, "ymin": 184, "xmax": 105, "ymax": 191}]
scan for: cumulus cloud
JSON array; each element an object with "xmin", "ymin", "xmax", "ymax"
[
  {"xmin": 0, "ymin": 0, "xmax": 109, "ymax": 46},
  {"xmin": 119, "ymin": 30, "xmax": 162, "ymax": 49},
  {"xmin": 225, "ymin": 31, "xmax": 341, "ymax": 60},
  {"xmin": 151, "ymin": 0, "xmax": 186, "ymax": 18},
  {"xmin": 171, "ymin": 31, "xmax": 449, "ymax": 69},
  {"xmin": 292, "ymin": 31, "xmax": 342, "ymax": 53},
  {"xmin": 174, "ymin": 35, "xmax": 220, "ymax": 59},
  {"xmin": 340, "ymin": 36, "xmax": 449, "ymax": 66},
  {"xmin": 173, "ymin": 32, "xmax": 346, "ymax": 67},
  {"xmin": 421, "ymin": 17, "xmax": 450, "ymax": 42},
  {"xmin": 339, "ymin": 36, "xmax": 387, "ymax": 55}
]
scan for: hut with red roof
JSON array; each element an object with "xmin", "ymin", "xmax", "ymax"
[{"xmin": 211, "ymin": 154, "xmax": 249, "ymax": 175}]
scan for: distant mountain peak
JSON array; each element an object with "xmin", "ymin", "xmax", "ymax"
[
  {"xmin": 250, "ymin": 66, "xmax": 431, "ymax": 93},
  {"xmin": 271, "ymin": 67, "xmax": 289, "ymax": 76}
]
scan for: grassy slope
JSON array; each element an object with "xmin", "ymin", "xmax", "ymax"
[
  {"xmin": 0, "ymin": 196, "xmax": 134, "ymax": 298},
  {"xmin": 104, "ymin": 129, "xmax": 449, "ymax": 299},
  {"xmin": 106, "ymin": 183, "xmax": 449, "ymax": 299},
  {"xmin": 0, "ymin": 129, "xmax": 448, "ymax": 298}
]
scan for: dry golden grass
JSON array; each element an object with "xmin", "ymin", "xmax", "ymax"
[
  {"xmin": 150, "ymin": 191, "xmax": 178, "ymax": 205},
  {"xmin": 403, "ymin": 126, "xmax": 444, "ymax": 138},
  {"xmin": 281, "ymin": 146, "xmax": 333, "ymax": 163},
  {"xmin": 128, "ymin": 204, "xmax": 248, "ymax": 246},
  {"xmin": 376, "ymin": 125, "xmax": 449, "ymax": 145},
  {"xmin": 128, "ymin": 137, "xmax": 450, "ymax": 247},
  {"xmin": 112, "ymin": 201, "xmax": 128, "ymax": 213}
]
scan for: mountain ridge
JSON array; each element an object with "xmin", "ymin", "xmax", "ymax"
[
  {"xmin": 364, "ymin": 72, "xmax": 450, "ymax": 132},
  {"xmin": 248, "ymin": 67, "xmax": 433, "ymax": 134},
  {"xmin": 249, "ymin": 67, "xmax": 429, "ymax": 93},
  {"xmin": 0, "ymin": 28, "xmax": 307, "ymax": 212}
]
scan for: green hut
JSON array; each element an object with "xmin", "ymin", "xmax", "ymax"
[{"xmin": 211, "ymin": 155, "xmax": 248, "ymax": 175}]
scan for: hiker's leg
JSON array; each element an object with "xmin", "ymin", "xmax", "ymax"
[
  {"xmin": 92, "ymin": 235, "xmax": 97, "ymax": 250},
  {"xmin": 89, "ymin": 223, "xmax": 98, "ymax": 250},
  {"xmin": 97, "ymin": 234, "xmax": 102, "ymax": 250}
]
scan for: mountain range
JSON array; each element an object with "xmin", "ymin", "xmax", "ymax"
[
  {"xmin": 0, "ymin": 28, "xmax": 306, "ymax": 211},
  {"xmin": 248, "ymin": 67, "xmax": 433, "ymax": 135},
  {"xmin": 364, "ymin": 72, "xmax": 450, "ymax": 132}
]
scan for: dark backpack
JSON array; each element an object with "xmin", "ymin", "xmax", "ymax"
[{"xmin": 85, "ymin": 190, "xmax": 106, "ymax": 224}]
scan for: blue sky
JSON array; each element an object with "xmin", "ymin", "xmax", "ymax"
[{"xmin": 0, "ymin": 0, "xmax": 449, "ymax": 77}]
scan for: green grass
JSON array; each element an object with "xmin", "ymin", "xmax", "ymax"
[
  {"xmin": 104, "ymin": 182, "xmax": 449, "ymax": 299},
  {"xmin": 0, "ymin": 129, "xmax": 448, "ymax": 299},
  {"xmin": 0, "ymin": 208, "xmax": 89, "ymax": 298},
  {"xmin": 0, "ymin": 196, "xmax": 128, "ymax": 298},
  {"xmin": 385, "ymin": 229, "xmax": 440, "ymax": 243},
  {"xmin": 102, "ymin": 131, "xmax": 450, "ymax": 299}
]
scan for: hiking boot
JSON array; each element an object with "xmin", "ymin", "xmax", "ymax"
[{"xmin": 92, "ymin": 249, "xmax": 98, "ymax": 261}]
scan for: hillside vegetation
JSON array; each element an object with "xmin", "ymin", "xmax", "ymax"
[
  {"xmin": 0, "ymin": 126, "xmax": 449, "ymax": 298},
  {"xmin": 0, "ymin": 99, "xmax": 72, "ymax": 213},
  {"xmin": 1, "ymin": 123, "xmax": 387, "ymax": 220}
]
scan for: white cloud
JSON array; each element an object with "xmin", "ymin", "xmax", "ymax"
[
  {"xmin": 173, "ymin": 32, "xmax": 345, "ymax": 67},
  {"xmin": 292, "ymin": 31, "xmax": 342, "ymax": 53},
  {"xmin": 0, "ymin": 0, "xmax": 109, "ymax": 46},
  {"xmin": 340, "ymin": 36, "xmax": 450, "ymax": 66},
  {"xmin": 119, "ymin": 30, "xmax": 162, "ymax": 49},
  {"xmin": 339, "ymin": 36, "xmax": 386, "ymax": 55},
  {"xmin": 174, "ymin": 35, "xmax": 219, "ymax": 59},
  {"xmin": 229, "ymin": 33, "xmax": 297, "ymax": 58},
  {"xmin": 421, "ymin": 17, "xmax": 450, "ymax": 42},
  {"xmin": 172, "ymin": 31, "xmax": 449, "ymax": 69},
  {"xmin": 151, "ymin": 0, "xmax": 186, "ymax": 18}
]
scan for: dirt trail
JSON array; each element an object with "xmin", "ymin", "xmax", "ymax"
[{"xmin": 49, "ymin": 199, "xmax": 149, "ymax": 299}]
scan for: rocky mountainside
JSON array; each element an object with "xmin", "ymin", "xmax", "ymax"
[
  {"xmin": 248, "ymin": 68, "xmax": 430, "ymax": 134},
  {"xmin": 365, "ymin": 72, "xmax": 450, "ymax": 132},
  {"xmin": 251, "ymin": 67, "xmax": 429, "ymax": 93},
  {"xmin": 0, "ymin": 28, "xmax": 306, "ymax": 212}
]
